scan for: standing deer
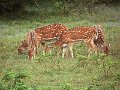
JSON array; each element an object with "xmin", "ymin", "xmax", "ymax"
[
  {"xmin": 54, "ymin": 25, "xmax": 110, "ymax": 58},
  {"xmin": 18, "ymin": 24, "xmax": 68, "ymax": 59}
]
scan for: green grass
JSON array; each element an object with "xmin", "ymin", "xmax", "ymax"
[{"xmin": 0, "ymin": 5, "xmax": 120, "ymax": 90}]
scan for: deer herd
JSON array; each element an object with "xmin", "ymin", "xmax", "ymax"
[{"xmin": 18, "ymin": 24, "xmax": 110, "ymax": 59}]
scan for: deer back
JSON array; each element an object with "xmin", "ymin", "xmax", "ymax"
[
  {"xmin": 60, "ymin": 26, "xmax": 98, "ymax": 43},
  {"xmin": 34, "ymin": 24, "xmax": 68, "ymax": 41}
]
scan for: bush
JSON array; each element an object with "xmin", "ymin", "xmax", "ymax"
[{"xmin": 0, "ymin": 70, "xmax": 30, "ymax": 90}]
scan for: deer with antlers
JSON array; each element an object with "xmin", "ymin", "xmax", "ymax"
[
  {"xmin": 54, "ymin": 25, "xmax": 110, "ymax": 58},
  {"xmin": 18, "ymin": 23, "xmax": 68, "ymax": 59}
]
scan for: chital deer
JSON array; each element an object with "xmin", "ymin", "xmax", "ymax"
[
  {"xmin": 18, "ymin": 24, "xmax": 68, "ymax": 59},
  {"xmin": 17, "ymin": 31, "xmax": 38, "ymax": 59},
  {"xmin": 94, "ymin": 25, "xmax": 110, "ymax": 55},
  {"xmin": 54, "ymin": 25, "xmax": 110, "ymax": 58},
  {"xmin": 18, "ymin": 31, "xmax": 53, "ymax": 59},
  {"xmin": 18, "ymin": 30, "xmax": 42, "ymax": 55}
]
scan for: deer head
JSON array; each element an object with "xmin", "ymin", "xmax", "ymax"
[
  {"xmin": 18, "ymin": 40, "xmax": 28, "ymax": 54},
  {"xmin": 94, "ymin": 25, "xmax": 110, "ymax": 55}
]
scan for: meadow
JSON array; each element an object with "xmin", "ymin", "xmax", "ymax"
[{"xmin": 0, "ymin": 5, "xmax": 120, "ymax": 90}]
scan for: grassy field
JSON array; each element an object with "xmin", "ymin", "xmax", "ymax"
[{"xmin": 0, "ymin": 5, "xmax": 120, "ymax": 90}]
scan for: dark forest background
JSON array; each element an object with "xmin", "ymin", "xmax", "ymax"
[{"xmin": 0, "ymin": 0, "xmax": 120, "ymax": 17}]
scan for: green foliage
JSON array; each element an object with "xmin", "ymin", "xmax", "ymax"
[
  {"xmin": 1, "ymin": 0, "xmax": 120, "ymax": 17},
  {"xmin": 2, "ymin": 71, "xmax": 15, "ymax": 82},
  {"xmin": 0, "ymin": 70, "xmax": 30, "ymax": 90},
  {"xmin": 35, "ymin": 53, "xmax": 53, "ymax": 62},
  {"xmin": 77, "ymin": 55, "xmax": 87, "ymax": 61},
  {"xmin": 59, "ymin": 83, "xmax": 74, "ymax": 90}
]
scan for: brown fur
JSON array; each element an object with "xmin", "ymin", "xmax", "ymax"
[
  {"xmin": 55, "ymin": 25, "xmax": 110, "ymax": 58},
  {"xmin": 18, "ymin": 24, "xmax": 68, "ymax": 59}
]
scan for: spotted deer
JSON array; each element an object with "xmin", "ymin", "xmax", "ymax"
[
  {"xmin": 18, "ymin": 24, "xmax": 68, "ymax": 59},
  {"xmin": 54, "ymin": 25, "xmax": 110, "ymax": 58},
  {"xmin": 17, "ymin": 31, "xmax": 38, "ymax": 59},
  {"xmin": 94, "ymin": 25, "xmax": 110, "ymax": 55}
]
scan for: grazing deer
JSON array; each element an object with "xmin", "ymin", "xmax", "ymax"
[
  {"xmin": 18, "ymin": 31, "xmax": 42, "ymax": 55},
  {"xmin": 94, "ymin": 25, "xmax": 110, "ymax": 55},
  {"xmin": 17, "ymin": 31, "xmax": 52, "ymax": 59},
  {"xmin": 18, "ymin": 24, "xmax": 68, "ymax": 59},
  {"xmin": 54, "ymin": 25, "xmax": 110, "ymax": 58}
]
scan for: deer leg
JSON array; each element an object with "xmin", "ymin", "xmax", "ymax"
[
  {"xmin": 33, "ymin": 47, "xmax": 36, "ymax": 59},
  {"xmin": 68, "ymin": 43, "xmax": 74, "ymax": 58},
  {"xmin": 62, "ymin": 43, "xmax": 67, "ymax": 58},
  {"xmin": 91, "ymin": 41, "xmax": 98, "ymax": 55},
  {"xmin": 45, "ymin": 46, "xmax": 50, "ymax": 53},
  {"xmin": 89, "ymin": 39, "xmax": 98, "ymax": 57},
  {"xmin": 62, "ymin": 47, "xmax": 67, "ymax": 58},
  {"xmin": 88, "ymin": 48, "xmax": 93, "ymax": 58},
  {"xmin": 41, "ymin": 43, "xmax": 46, "ymax": 55},
  {"xmin": 86, "ymin": 39, "xmax": 98, "ymax": 58},
  {"xmin": 85, "ymin": 41, "xmax": 93, "ymax": 58},
  {"xmin": 28, "ymin": 46, "xmax": 36, "ymax": 59},
  {"xmin": 57, "ymin": 47, "xmax": 62, "ymax": 56},
  {"xmin": 35, "ymin": 41, "xmax": 40, "ymax": 54}
]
